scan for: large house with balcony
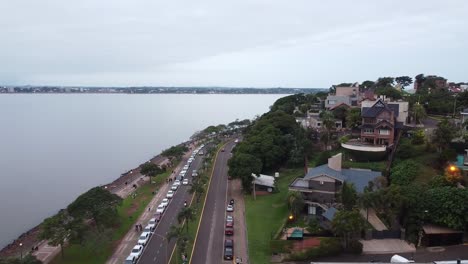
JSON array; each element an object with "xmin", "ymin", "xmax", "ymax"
[
  {"xmin": 360, "ymin": 98, "xmax": 402, "ymax": 146},
  {"xmin": 325, "ymin": 83, "xmax": 361, "ymax": 109},
  {"xmin": 289, "ymin": 153, "xmax": 381, "ymax": 216}
]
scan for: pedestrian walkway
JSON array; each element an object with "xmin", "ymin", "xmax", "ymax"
[
  {"xmin": 361, "ymin": 208, "xmax": 387, "ymax": 231},
  {"xmin": 361, "ymin": 239, "xmax": 416, "ymax": 254}
]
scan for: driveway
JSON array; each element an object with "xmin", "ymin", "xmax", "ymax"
[{"xmin": 360, "ymin": 239, "xmax": 415, "ymax": 254}]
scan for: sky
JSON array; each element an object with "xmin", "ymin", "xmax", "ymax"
[{"xmin": 1, "ymin": 0, "xmax": 467, "ymax": 88}]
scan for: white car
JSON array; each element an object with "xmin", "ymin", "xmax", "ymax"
[
  {"xmin": 125, "ymin": 255, "xmax": 137, "ymax": 264},
  {"xmin": 182, "ymin": 179, "xmax": 189, "ymax": 185},
  {"xmin": 156, "ymin": 204, "xmax": 165, "ymax": 214},
  {"xmin": 129, "ymin": 245, "xmax": 143, "ymax": 260},
  {"xmin": 192, "ymin": 170, "xmax": 198, "ymax": 177},
  {"xmin": 161, "ymin": 198, "xmax": 169, "ymax": 207},
  {"xmin": 143, "ymin": 224, "xmax": 153, "ymax": 233},
  {"xmin": 226, "ymin": 204, "xmax": 234, "ymax": 212},
  {"xmin": 171, "ymin": 184, "xmax": 178, "ymax": 191},
  {"xmin": 180, "ymin": 170, "xmax": 187, "ymax": 175},
  {"xmin": 166, "ymin": 190, "xmax": 174, "ymax": 198},
  {"xmin": 183, "ymin": 165, "xmax": 189, "ymax": 170},
  {"xmin": 148, "ymin": 218, "xmax": 157, "ymax": 230},
  {"xmin": 234, "ymin": 139, "xmax": 239, "ymax": 143},
  {"xmin": 174, "ymin": 180, "xmax": 181, "ymax": 186},
  {"xmin": 138, "ymin": 232, "xmax": 151, "ymax": 246}
]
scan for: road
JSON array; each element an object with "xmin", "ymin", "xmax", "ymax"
[
  {"xmin": 138, "ymin": 150, "xmax": 203, "ymax": 264},
  {"xmin": 190, "ymin": 141, "xmax": 236, "ymax": 264}
]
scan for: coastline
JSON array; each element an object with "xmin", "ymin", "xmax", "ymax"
[{"xmin": 0, "ymin": 142, "xmax": 188, "ymax": 259}]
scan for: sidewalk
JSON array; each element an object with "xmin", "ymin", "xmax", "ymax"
[
  {"xmin": 361, "ymin": 208, "xmax": 387, "ymax": 231},
  {"xmin": 229, "ymin": 179, "xmax": 249, "ymax": 264}
]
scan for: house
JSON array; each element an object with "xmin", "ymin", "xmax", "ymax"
[
  {"xmin": 460, "ymin": 108, "xmax": 468, "ymax": 126},
  {"xmin": 297, "ymin": 112, "xmax": 342, "ymax": 130},
  {"xmin": 252, "ymin": 173, "xmax": 276, "ymax": 192},
  {"xmin": 361, "ymin": 96, "xmax": 409, "ymax": 125},
  {"xmin": 289, "ymin": 153, "xmax": 381, "ymax": 216},
  {"xmin": 360, "ymin": 98, "xmax": 403, "ymax": 146},
  {"xmin": 422, "ymin": 224, "xmax": 464, "ymax": 247},
  {"xmin": 325, "ymin": 83, "xmax": 361, "ymax": 109}
]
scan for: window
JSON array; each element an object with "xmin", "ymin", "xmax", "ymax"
[
  {"xmin": 363, "ymin": 128, "xmax": 374, "ymax": 134},
  {"xmin": 379, "ymin": 129, "xmax": 390, "ymax": 135},
  {"xmin": 328, "ymin": 100, "xmax": 336, "ymax": 105},
  {"xmin": 320, "ymin": 181, "xmax": 324, "ymax": 185}
]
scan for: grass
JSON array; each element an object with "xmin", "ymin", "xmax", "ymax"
[
  {"xmin": 49, "ymin": 171, "xmax": 173, "ymax": 264},
  {"xmin": 342, "ymin": 160, "xmax": 386, "ymax": 171},
  {"xmin": 245, "ymin": 168, "xmax": 303, "ymax": 264}
]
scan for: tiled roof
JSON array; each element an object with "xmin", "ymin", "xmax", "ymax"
[
  {"xmin": 362, "ymin": 99, "xmax": 399, "ymax": 118},
  {"xmin": 304, "ymin": 165, "xmax": 381, "ymax": 193}
]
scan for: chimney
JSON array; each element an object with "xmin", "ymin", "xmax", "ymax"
[{"xmin": 328, "ymin": 153, "xmax": 342, "ymax": 171}]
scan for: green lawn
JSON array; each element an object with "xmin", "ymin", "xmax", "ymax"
[
  {"xmin": 343, "ymin": 160, "xmax": 386, "ymax": 171},
  {"xmin": 245, "ymin": 168, "xmax": 303, "ymax": 264},
  {"xmin": 50, "ymin": 172, "xmax": 172, "ymax": 264}
]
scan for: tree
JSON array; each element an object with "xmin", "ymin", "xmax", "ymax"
[
  {"xmin": 432, "ymin": 119, "xmax": 457, "ymax": 152},
  {"xmin": 332, "ymin": 210, "xmax": 365, "ymax": 248},
  {"xmin": 39, "ymin": 210, "xmax": 73, "ymax": 259},
  {"xmin": 67, "ymin": 187, "xmax": 122, "ymax": 230},
  {"xmin": 339, "ymin": 183, "xmax": 357, "ymax": 211},
  {"xmin": 390, "ymin": 160, "xmax": 420, "ymax": 185},
  {"xmin": 361, "ymin": 80, "xmax": 375, "ymax": 90},
  {"xmin": 376, "ymin": 87, "xmax": 402, "ymax": 100},
  {"xmin": 162, "ymin": 145, "xmax": 188, "ymax": 159},
  {"xmin": 177, "ymin": 207, "xmax": 195, "ymax": 233},
  {"xmin": 167, "ymin": 225, "xmax": 189, "ymax": 261},
  {"xmin": 188, "ymin": 180, "xmax": 205, "ymax": 203},
  {"xmin": 424, "ymin": 187, "xmax": 468, "ymax": 230},
  {"xmin": 395, "ymin": 76, "xmax": 413, "ymax": 89},
  {"xmin": 411, "ymin": 129, "xmax": 425, "ymax": 145},
  {"xmin": 287, "ymin": 191, "xmax": 305, "ymax": 218},
  {"xmin": 412, "ymin": 103, "xmax": 427, "ymax": 125},
  {"xmin": 228, "ymin": 153, "xmax": 262, "ymax": 193},
  {"xmin": 320, "ymin": 110, "xmax": 335, "ymax": 149},
  {"xmin": 140, "ymin": 163, "xmax": 165, "ymax": 178},
  {"xmin": 359, "ymin": 190, "xmax": 376, "ymax": 221},
  {"xmin": 346, "ymin": 108, "xmax": 361, "ymax": 129},
  {"xmin": 376, "ymin": 77, "xmax": 395, "ymax": 88}
]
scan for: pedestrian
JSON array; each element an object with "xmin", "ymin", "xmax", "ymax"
[
  {"xmin": 135, "ymin": 224, "xmax": 138, "ymax": 232},
  {"xmin": 148, "ymin": 207, "xmax": 151, "ymax": 212},
  {"xmin": 125, "ymin": 181, "xmax": 127, "ymax": 185}
]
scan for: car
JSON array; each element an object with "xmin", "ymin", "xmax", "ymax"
[
  {"xmin": 156, "ymin": 204, "xmax": 165, "ymax": 214},
  {"xmin": 161, "ymin": 198, "xmax": 169, "ymax": 207},
  {"xmin": 198, "ymin": 151, "xmax": 204, "ymax": 155},
  {"xmin": 224, "ymin": 242, "xmax": 234, "ymax": 260},
  {"xmin": 221, "ymin": 148, "xmax": 225, "ymax": 152},
  {"xmin": 143, "ymin": 224, "xmax": 153, "ymax": 234},
  {"xmin": 226, "ymin": 215, "xmax": 233, "ymax": 228},
  {"xmin": 125, "ymin": 255, "xmax": 137, "ymax": 264},
  {"xmin": 171, "ymin": 184, "xmax": 178, "ymax": 191},
  {"xmin": 148, "ymin": 218, "xmax": 157, "ymax": 230},
  {"xmin": 226, "ymin": 204, "xmax": 234, "ymax": 212},
  {"xmin": 229, "ymin": 199, "xmax": 234, "ymax": 205},
  {"xmin": 138, "ymin": 232, "xmax": 151, "ymax": 246},
  {"xmin": 234, "ymin": 139, "xmax": 239, "ymax": 143},
  {"xmin": 166, "ymin": 190, "xmax": 174, "ymax": 198},
  {"xmin": 182, "ymin": 179, "xmax": 189, "ymax": 185},
  {"xmin": 180, "ymin": 170, "xmax": 187, "ymax": 175},
  {"xmin": 225, "ymin": 227, "xmax": 234, "ymax": 236},
  {"xmin": 192, "ymin": 170, "xmax": 198, "ymax": 177},
  {"xmin": 129, "ymin": 245, "xmax": 143, "ymax": 260},
  {"xmin": 174, "ymin": 179, "xmax": 181, "ymax": 186},
  {"xmin": 183, "ymin": 165, "xmax": 189, "ymax": 170}
]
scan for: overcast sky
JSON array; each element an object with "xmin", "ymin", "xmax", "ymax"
[{"xmin": 1, "ymin": 0, "xmax": 467, "ymax": 87}]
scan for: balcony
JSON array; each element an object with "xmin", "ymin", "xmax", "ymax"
[{"xmin": 341, "ymin": 139, "xmax": 387, "ymax": 152}]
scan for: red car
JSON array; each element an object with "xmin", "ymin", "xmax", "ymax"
[
  {"xmin": 225, "ymin": 227, "xmax": 234, "ymax": 236},
  {"xmin": 154, "ymin": 212, "xmax": 162, "ymax": 222}
]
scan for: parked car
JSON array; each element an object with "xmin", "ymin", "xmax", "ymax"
[
  {"xmin": 226, "ymin": 204, "xmax": 234, "ymax": 212},
  {"xmin": 154, "ymin": 212, "xmax": 162, "ymax": 222},
  {"xmin": 229, "ymin": 199, "xmax": 234, "ymax": 205},
  {"xmin": 183, "ymin": 165, "xmax": 189, "ymax": 170},
  {"xmin": 143, "ymin": 224, "xmax": 153, "ymax": 234},
  {"xmin": 226, "ymin": 215, "xmax": 233, "ymax": 228},
  {"xmin": 224, "ymin": 239, "xmax": 234, "ymax": 260},
  {"xmin": 221, "ymin": 148, "xmax": 225, "ymax": 152},
  {"xmin": 174, "ymin": 180, "xmax": 181, "ymax": 186},
  {"xmin": 129, "ymin": 245, "xmax": 143, "ymax": 260},
  {"xmin": 225, "ymin": 227, "xmax": 234, "ymax": 236},
  {"xmin": 182, "ymin": 179, "xmax": 189, "ymax": 185},
  {"xmin": 192, "ymin": 170, "xmax": 198, "ymax": 177},
  {"xmin": 171, "ymin": 184, "xmax": 178, "ymax": 191},
  {"xmin": 138, "ymin": 232, "xmax": 151, "ymax": 246},
  {"xmin": 234, "ymin": 139, "xmax": 239, "ymax": 143},
  {"xmin": 125, "ymin": 255, "xmax": 137, "ymax": 264},
  {"xmin": 166, "ymin": 190, "xmax": 174, "ymax": 198},
  {"xmin": 198, "ymin": 151, "xmax": 204, "ymax": 155},
  {"xmin": 148, "ymin": 218, "xmax": 157, "ymax": 230},
  {"xmin": 161, "ymin": 198, "xmax": 169, "ymax": 207},
  {"xmin": 156, "ymin": 204, "xmax": 165, "ymax": 214}
]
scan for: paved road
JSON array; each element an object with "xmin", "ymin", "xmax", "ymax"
[
  {"xmin": 138, "ymin": 150, "xmax": 203, "ymax": 264},
  {"xmin": 191, "ymin": 141, "xmax": 236, "ymax": 264}
]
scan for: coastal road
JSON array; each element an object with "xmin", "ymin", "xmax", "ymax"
[
  {"xmin": 138, "ymin": 149, "xmax": 204, "ymax": 264},
  {"xmin": 190, "ymin": 141, "xmax": 236, "ymax": 264}
]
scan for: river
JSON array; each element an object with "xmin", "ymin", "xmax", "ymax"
[{"xmin": 0, "ymin": 93, "xmax": 284, "ymax": 248}]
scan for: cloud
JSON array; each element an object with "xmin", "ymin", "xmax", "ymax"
[{"xmin": 1, "ymin": 0, "xmax": 467, "ymax": 86}]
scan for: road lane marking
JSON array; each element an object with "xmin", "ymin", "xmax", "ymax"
[{"xmin": 189, "ymin": 142, "xmax": 230, "ymax": 264}]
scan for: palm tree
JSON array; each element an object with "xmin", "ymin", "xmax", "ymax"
[
  {"xmin": 177, "ymin": 207, "xmax": 195, "ymax": 232},
  {"xmin": 412, "ymin": 103, "xmax": 427, "ymax": 125},
  {"xmin": 287, "ymin": 191, "xmax": 305, "ymax": 218},
  {"xmin": 188, "ymin": 181, "xmax": 205, "ymax": 203},
  {"xmin": 167, "ymin": 225, "xmax": 188, "ymax": 264},
  {"xmin": 320, "ymin": 110, "xmax": 335, "ymax": 149}
]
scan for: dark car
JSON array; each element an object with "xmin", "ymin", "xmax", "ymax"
[
  {"xmin": 224, "ymin": 239, "xmax": 234, "ymax": 260},
  {"xmin": 154, "ymin": 212, "xmax": 162, "ymax": 222},
  {"xmin": 229, "ymin": 199, "xmax": 234, "ymax": 205},
  {"xmin": 225, "ymin": 227, "xmax": 234, "ymax": 236}
]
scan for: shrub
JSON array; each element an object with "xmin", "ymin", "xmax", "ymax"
[
  {"xmin": 345, "ymin": 240, "xmax": 363, "ymax": 254},
  {"xmin": 411, "ymin": 129, "xmax": 425, "ymax": 145},
  {"xmin": 390, "ymin": 160, "xmax": 420, "ymax": 185},
  {"xmin": 288, "ymin": 237, "xmax": 342, "ymax": 261},
  {"xmin": 270, "ymin": 240, "xmax": 293, "ymax": 254},
  {"xmin": 437, "ymin": 148, "xmax": 457, "ymax": 165}
]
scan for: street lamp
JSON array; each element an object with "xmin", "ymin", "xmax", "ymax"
[
  {"xmin": 19, "ymin": 242, "xmax": 23, "ymax": 260},
  {"xmin": 449, "ymin": 165, "xmax": 457, "ymax": 172}
]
